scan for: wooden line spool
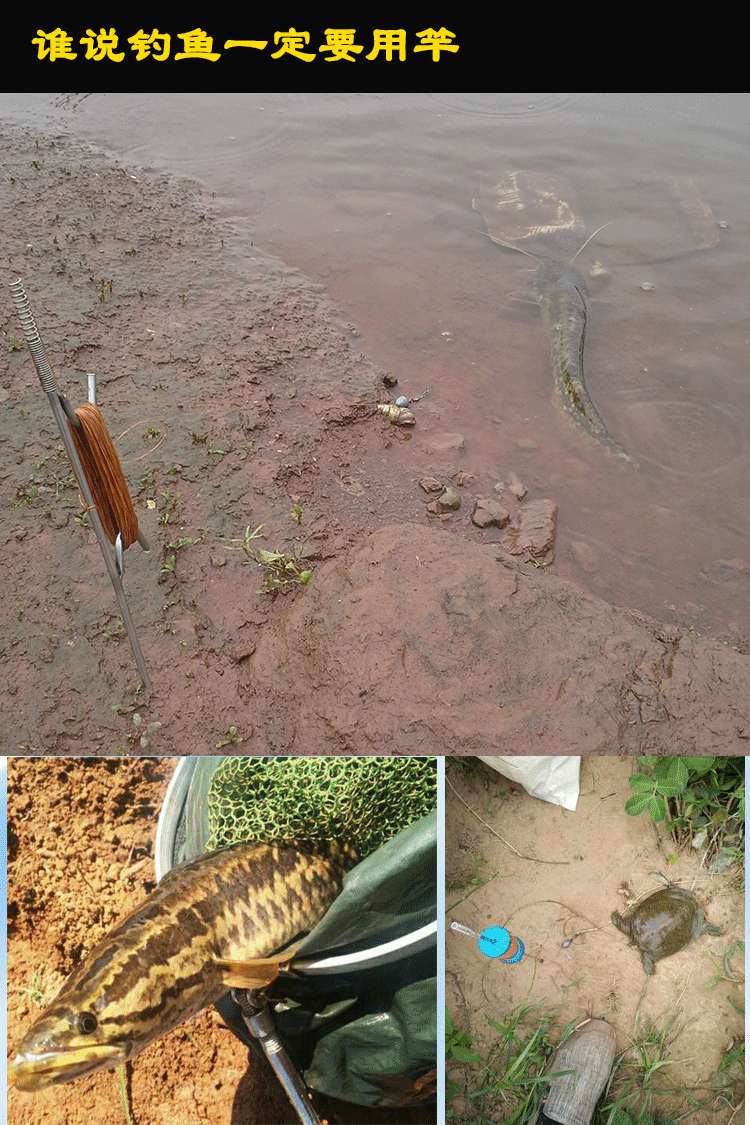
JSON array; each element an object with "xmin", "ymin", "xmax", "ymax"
[{"xmin": 67, "ymin": 401, "xmax": 139, "ymax": 548}]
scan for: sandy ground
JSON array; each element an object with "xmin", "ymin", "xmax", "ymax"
[
  {"xmin": 7, "ymin": 756, "xmax": 437, "ymax": 1125},
  {"xmin": 445, "ymin": 758, "xmax": 744, "ymax": 1124}
]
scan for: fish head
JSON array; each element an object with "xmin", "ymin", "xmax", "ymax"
[
  {"xmin": 9, "ymin": 886, "xmax": 206, "ymax": 1092},
  {"xmin": 9, "ymin": 996, "xmax": 126, "ymax": 1090},
  {"xmin": 533, "ymin": 259, "xmax": 589, "ymax": 300}
]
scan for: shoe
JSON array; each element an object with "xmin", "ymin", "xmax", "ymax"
[{"xmin": 539, "ymin": 1018, "xmax": 617, "ymax": 1125}]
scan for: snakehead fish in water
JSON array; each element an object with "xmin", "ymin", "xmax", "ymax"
[
  {"xmin": 10, "ymin": 838, "xmax": 355, "ymax": 1092},
  {"xmin": 534, "ymin": 260, "xmax": 632, "ymax": 463}
]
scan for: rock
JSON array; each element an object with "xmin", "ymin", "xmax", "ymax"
[
  {"xmin": 700, "ymin": 557, "xmax": 750, "ymax": 586},
  {"xmin": 471, "ymin": 498, "xmax": 510, "ymax": 529},
  {"xmin": 507, "ymin": 471, "xmax": 527, "ymax": 500},
  {"xmin": 418, "ymin": 476, "xmax": 443, "ymax": 494},
  {"xmin": 228, "ymin": 641, "xmax": 257, "ymax": 664},
  {"xmin": 514, "ymin": 498, "xmax": 557, "ymax": 559},
  {"xmin": 436, "ymin": 486, "xmax": 460, "ymax": 512}
]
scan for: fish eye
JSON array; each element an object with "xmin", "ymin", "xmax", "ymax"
[{"xmin": 77, "ymin": 1011, "xmax": 98, "ymax": 1034}]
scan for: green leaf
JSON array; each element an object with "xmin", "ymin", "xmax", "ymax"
[
  {"xmin": 450, "ymin": 1044, "xmax": 483, "ymax": 1064},
  {"xmin": 654, "ymin": 780, "xmax": 682, "ymax": 799},
  {"xmin": 628, "ymin": 773, "xmax": 656, "ymax": 793},
  {"xmin": 445, "ymin": 1007, "xmax": 455, "ymax": 1037},
  {"xmin": 681, "ymin": 755, "xmax": 716, "ymax": 774},
  {"xmin": 652, "ymin": 757, "xmax": 675, "ymax": 780},
  {"xmin": 648, "ymin": 794, "xmax": 667, "ymax": 822},
  {"xmin": 624, "ymin": 792, "xmax": 653, "ymax": 816}
]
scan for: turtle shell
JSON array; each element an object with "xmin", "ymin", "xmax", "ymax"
[
  {"xmin": 472, "ymin": 170, "xmax": 719, "ymax": 267},
  {"xmin": 612, "ymin": 884, "xmax": 720, "ymax": 974},
  {"xmin": 472, "ymin": 170, "xmax": 585, "ymax": 261}
]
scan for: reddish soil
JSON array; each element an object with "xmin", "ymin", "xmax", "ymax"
[
  {"xmin": 0, "ymin": 123, "xmax": 429, "ymax": 752},
  {"xmin": 2, "ymin": 125, "xmax": 749, "ymax": 754},
  {"xmin": 7, "ymin": 756, "xmax": 437, "ymax": 1125}
]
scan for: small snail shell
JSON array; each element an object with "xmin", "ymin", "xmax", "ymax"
[
  {"xmin": 395, "ymin": 395, "xmax": 409, "ymax": 407},
  {"xmin": 377, "ymin": 403, "xmax": 416, "ymax": 426}
]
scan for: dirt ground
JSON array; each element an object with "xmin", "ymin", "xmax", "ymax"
[
  {"xmin": 0, "ymin": 123, "xmax": 419, "ymax": 753},
  {"xmin": 1, "ymin": 123, "xmax": 749, "ymax": 753},
  {"xmin": 445, "ymin": 758, "xmax": 744, "ymax": 1124},
  {"xmin": 7, "ymin": 756, "xmax": 437, "ymax": 1125}
]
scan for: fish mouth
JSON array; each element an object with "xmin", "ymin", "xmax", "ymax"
[{"xmin": 9, "ymin": 1045, "xmax": 125, "ymax": 1091}]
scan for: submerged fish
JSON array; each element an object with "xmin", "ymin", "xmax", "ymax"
[
  {"xmin": 534, "ymin": 260, "xmax": 632, "ymax": 463},
  {"xmin": 10, "ymin": 839, "xmax": 354, "ymax": 1091}
]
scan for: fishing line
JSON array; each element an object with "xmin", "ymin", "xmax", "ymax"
[
  {"xmin": 476, "ymin": 219, "xmax": 615, "ymax": 264},
  {"xmin": 569, "ymin": 221, "xmax": 615, "ymax": 263},
  {"xmin": 113, "ymin": 418, "xmax": 170, "ymax": 463},
  {"xmin": 67, "ymin": 400, "xmax": 140, "ymax": 548}
]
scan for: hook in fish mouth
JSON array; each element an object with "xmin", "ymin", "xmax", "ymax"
[{"xmin": 9, "ymin": 1043, "xmax": 125, "ymax": 1091}]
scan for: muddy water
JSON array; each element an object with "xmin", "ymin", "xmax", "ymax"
[{"xmin": 4, "ymin": 92, "xmax": 749, "ymax": 637}]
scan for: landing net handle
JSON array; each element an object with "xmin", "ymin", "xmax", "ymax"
[
  {"xmin": 8, "ymin": 278, "xmax": 151, "ymax": 690},
  {"xmin": 231, "ymin": 992, "xmax": 324, "ymax": 1125}
]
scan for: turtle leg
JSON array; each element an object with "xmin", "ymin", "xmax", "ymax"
[
  {"xmin": 641, "ymin": 950, "xmax": 655, "ymax": 975},
  {"xmin": 703, "ymin": 922, "xmax": 723, "ymax": 936}
]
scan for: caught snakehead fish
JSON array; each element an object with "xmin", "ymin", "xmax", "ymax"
[
  {"xmin": 534, "ymin": 260, "xmax": 632, "ymax": 463},
  {"xmin": 10, "ymin": 838, "xmax": 355, "ymax": 1092}
]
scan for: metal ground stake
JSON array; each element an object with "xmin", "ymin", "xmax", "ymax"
[{"xmin": 9, "ymin": 278, "xmax": 151, "ymax": 690}]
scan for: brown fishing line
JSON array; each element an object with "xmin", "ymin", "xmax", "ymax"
[{"xmin": 67, "ymin": 401, "xmax": 139, "ymax": 547}]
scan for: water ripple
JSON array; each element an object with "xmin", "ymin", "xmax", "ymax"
[
  {"xmin": 428, "ymin": 92, "xmax": 582, "ymax": 119},
  {"xmin": 624, "ymin": 398, "xmax": 744, "ymax": 475}
]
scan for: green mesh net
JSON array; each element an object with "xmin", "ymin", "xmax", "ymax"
[{"xmin": 207, "ymin": 756, "xmax": 437, "ymax": 859}]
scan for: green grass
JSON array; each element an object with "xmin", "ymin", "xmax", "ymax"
[
  {"xmin": 446, "ymin": 1000, "xmax": 744, "ymax": 1125},
  {"xmin": 446, "ymin": 1001, "xmax": 568, "ymax": 1124},
  {"xmin": 222, "ymin": 524, "xmax": 312, "ymax": 594}
]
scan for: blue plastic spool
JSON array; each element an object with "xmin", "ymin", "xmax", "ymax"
[{"xmin": 478, "ymin": 925, "xmax": 525, "ymax": 963}]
